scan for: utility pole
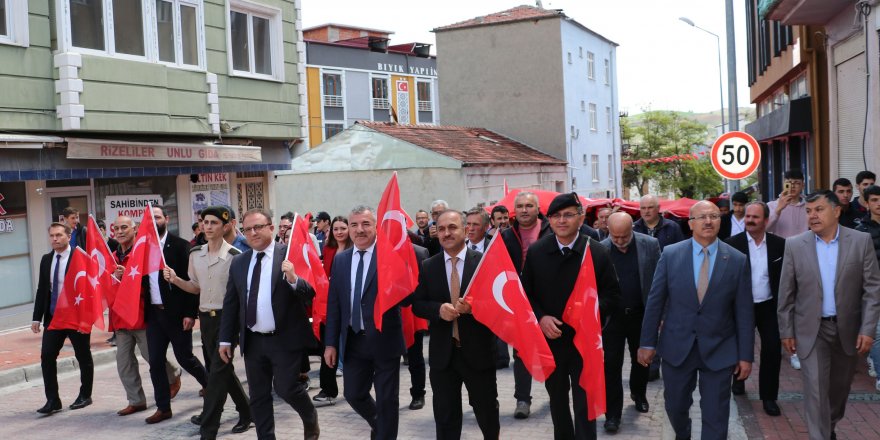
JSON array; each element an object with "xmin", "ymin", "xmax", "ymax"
[{"xmin": 726, "ymin": 0, "xmax": 741, "ymax": 193}]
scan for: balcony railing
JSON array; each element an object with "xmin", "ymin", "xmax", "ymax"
[
  {"xmin": 323, "ymin": 95, "xmax": 343, "ymax": 107},
  {"xmin": 372, "ymin": 98, "xmax": 390, "ymax": 110}
]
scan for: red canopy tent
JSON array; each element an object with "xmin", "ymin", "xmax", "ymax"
[
  {"xmin": 489, "ymin": 189, "xmax": 612, "ymax": 215},
  {"xmin": 489, "ymin": 189, "xmax": 698, "ymax": 220}
]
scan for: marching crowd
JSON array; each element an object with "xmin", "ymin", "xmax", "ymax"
[{"xmin": 28, "ymin": 167, "xmax": 880, "ymax": 440}]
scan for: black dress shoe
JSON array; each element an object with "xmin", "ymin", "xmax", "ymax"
[
  {"xmin": 603, "ymin": 417, "xmax": 620, "ymax": 433},
  {"xmin": 762, "ymin": 400, "xmax": 781, "ymax": 416},
  {"xmin": 69, "ymin": 396, "xmax": 92, "ymax": 410},
  {"xmin": 409, "ymin": 396, "xmax": 425, "ymax": 410},
  {"xmin": 191, "ymin": 414, "xmax": 203, "ymax": 425},
  {"xmin": 631, "ymin": 394, "xmax": 649, "ymax": 413},
  {"xmin": 231, "ymin": 417, "xmax": 251, "ymax": 434},
  {"xmin": 37, "ymin": 399, "xmax": 62, "ymax": 414},
  {"xmin": 731, "ymin": 380, "xmax": 746, "ymax": 396}
]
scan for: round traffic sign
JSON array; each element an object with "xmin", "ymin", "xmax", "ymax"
[{"xmin": 710, "ymin": 131, "xmax": 761, "ymax": 180}]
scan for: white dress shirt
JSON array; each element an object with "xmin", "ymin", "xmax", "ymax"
[
  {"xmin": 731, "ymin": 215, "xmax": 746, "ymax": 236},
  {"xmin": 444, "ymin": 247, "xmax": 467, "ymax": 292},
  {"xmin": 247, "ymin": 241, "xmax": 276, "ymax": 333},
  {"xmin": 747, "ymin": 233, "xmax": 772, "ymax": 303},
  {"xmin": 465, "ymin": 238, "xmax": 487, "ymax": 253},
  {"xmin": 51, "ymin": 245, "xmax": 72, "ymax": 288},
  {"xmin": 149, "ymin": 231, "xmax": 168, "ymax": 305},
  {"xmin": 350, "ymin": 242, "xmax": 375, "ymax": 327}
]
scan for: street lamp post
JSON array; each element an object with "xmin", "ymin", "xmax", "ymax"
[{"xmin": 679, "ymin": 17, "xmax": 725, "ymax": 135}]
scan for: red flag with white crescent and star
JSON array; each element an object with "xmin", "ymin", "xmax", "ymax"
[
  {"xmin": 286, "ymin": 213, "xmax": 330, "ymax": 340},
  {"xmin": 562, "ymin": 244, "xmax": 606, "ymax": 421},
  {"xmin": 374, "ymin": 172, "xmax": 420, "ymax": 331},
  {"xmin": 86, "ymin": 215, "xmax": 118, "ymax": 320},
  {"xmin": 112, "ymin": 203, "xmax": 165, "ymax": 328},
  {"xmin": 48, "ymin": 248, "xmax": 104, "ymax": 333},
  {"xmin": 463, "ymin": 234, "xmax": 556, "ymax": 381}
]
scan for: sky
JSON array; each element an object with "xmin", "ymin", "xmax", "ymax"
[{"xmin": 301, "ymin": 0, "xmax": 753, "ymax": 116}]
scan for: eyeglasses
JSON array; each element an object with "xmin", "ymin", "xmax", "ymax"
[
  {"xmin": 278, "ymin": 224, "xmax": 291, "ymax": 230},
  {"xmin": 689, "ymin": 214, "xmax": 722, "ymax": 221},
  {"xmin": 548, "ymin": 212, "xmax": 581, "ymax": 221},
  {"xmin": 242, "ymin": 224, "xmax": 270, "ymax": 234}
]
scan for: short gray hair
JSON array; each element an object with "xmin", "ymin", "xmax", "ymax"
[
  {"xmin": 514, "ymin": 191, "xmax": 538, "ymax": 204},
  {"xmin": 430, "ymin": 200, "xmax": 449, "ymax": 211},
  {"xmin": 439, "ymin": 209, "xmax": 466, "ymax": 227},
  {"xmin": 349, "ymin": 205, "xmax": 375, "ymax": 218},
  {"xmin": 465, "ymin": 208, "xmax": 490, "ymax": 226}
]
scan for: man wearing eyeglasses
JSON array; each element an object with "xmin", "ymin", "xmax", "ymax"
[
  {"xmin": 638, "ymin": 201, "xmax": 754, "ymax": 440},
  {"xmin": 521, "ymin": 192, "xmax": 621, "ymax": 439}
]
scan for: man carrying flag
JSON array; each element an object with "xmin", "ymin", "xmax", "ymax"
[
  {"xmin": 31, "ymin": 222, "xmax": 95, "ymax": 414},
  {"xmin": 411, "ymin": 210, "xmax": 501, "ymax": 439},
  {"xmin": 521, "ymin": 193, "xmax": 620, "ymax": 440}
]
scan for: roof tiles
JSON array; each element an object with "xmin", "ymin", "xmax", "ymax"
[{"xmin": 434, "ymin": 5, "xmax": 563, "ymax": 32}]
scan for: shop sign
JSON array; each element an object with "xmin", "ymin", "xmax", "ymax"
[
  {"xmin": 66, "ymin": 139, "xmax": 262, "ymax": 162},
  {"xmin": 0, "ymin": 218, "xmax": 13, "ymax": 233},
  {"xmin": 105, "ymin": 195, "xmax": 164, "ymax": 232},
  {"xmin": 191, "ymin": 173, "xmax": 231, "ymax": 219}
]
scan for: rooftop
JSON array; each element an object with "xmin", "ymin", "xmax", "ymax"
[{"xmin": 359, "ymin": 122, "xmax": 566, "ymax": 166}]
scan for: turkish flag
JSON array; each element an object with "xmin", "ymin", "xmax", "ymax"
[
  {"xmin": 374, "ymin": 172, "xmax": 420, "ymax": 331},
  {"xmin": 400, "ymin": 306, "xmax": 428, "ymax": 348},
  {"xmin": 562, "ymin": 244, "xmax": 606, "ymax": 421},
  {"xmin": 464, "ymin": 235, "xmax": 556, "ymax": 381},
  {"xmin": 86, "ymin": 215, "xmax": 118, "ymax": 318},
  {"xmin": 49, "ymin": 248, "xmax": 104, "ymax": 333},
  {"xmin": 286, "ymin": 213, "xmax": 329, "ymax": 340},
  {"xmin": 113, "ymin": 203, "xmax": 165, "ymax": 328},
  {"xmin": 503, "ymin": 178, "xmax": 510, "ymax": 196}
]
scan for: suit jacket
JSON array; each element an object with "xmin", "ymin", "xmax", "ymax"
[
  {"xmin": 640, "ymin": 238, "xmax": 754, "ymax": 371},
  {"xmin": 32, "ymin": 250, "xmax": 74, "ymax": 327},
  {"xmin": 777, "ymin": 227, "xmax": 880, "ymax": 357},
  {"xmin": 325, "ymin": 245, "xmax": 407, "ymax": 363},
  {"xmin": 521, "ymin": 234, "xmax": 621, "ymax": 351},
  {"xmin": 412, "ymin": 248, "xmax": 496, "ymax": 371},
  {"xmin": 600, "ymin": 232, "xmax": 661, "ymax": 306},
  {"xmin": 156, "ymin": 233, "xmax": 197, "ymax": 321},
  {"xmin": 219, "ymin": 244, "xmax": 317, "ymax": 355},
  {"xmin": 725, "ymin": 232, "xmax": 785, "ymax": 299}
]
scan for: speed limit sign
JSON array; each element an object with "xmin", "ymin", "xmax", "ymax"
[{"xmin": 710, "ymin": 131, "xmax": 761, "ymax": 179}]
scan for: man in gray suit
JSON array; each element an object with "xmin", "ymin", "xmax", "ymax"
[
  {"xmin": 778, "ymin": 190, "xmax": 880, "ymax": 440},
  {"xmin": 638, "ymin": 201, "xmax": 754, "ymax": 440},
  {"xmin": 600, "ymin": 212, "xmax": 661, "ymax": 433}
]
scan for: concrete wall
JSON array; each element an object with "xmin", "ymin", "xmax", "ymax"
[
  {"xmin": 436, "ymin": 18, "xmax": 566, "ymax": 160},
  {"xmin": 462, "ymin": 164, "xmax": 568, "ymax": 208},
  {"xmin": 274, "ymin": 168, "xmax": 466, "ymax": 219},
  {"xmin": 560, "ymin": 19, "xmax": 620, "ymax": 197}
]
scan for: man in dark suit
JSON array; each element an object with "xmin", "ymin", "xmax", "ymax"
[
  {"xmin": 144, "ymin": 205, "xmax": 208, "ymax": 424},
  {"xmin": 464, "ymin": 209, "xmax": 492, "ymax": 253},
  {"xmin": 323, "ymin": 205, "xmax": 407, "ymax": 439},
  {"xmin": 725, "ymin": 201, "xmax": 785, "ymax": 416},
  {"xmin": 412, "ymin": 210, "xmax": 500, "ymax": 439},
  {"xmin": 599, "ymin": 212, "xmax": 660, "ymax": 433},
  {"xmin": 404, "ymin": 243, "xmax": 430, "ymax": 411},
  {"xmin": 719, "ymin": 192, "xmax": 749, "ymax": 240},
  {"xmin": 219, "ymin": 208, "xmax": 319, "ymax": 440},
  {"xmin": 31, "ymin": 222, "xmax": 94, "ymax": 414},
  {"xmin": 521, "ymin": 193, "xmax": 621, "ymax": 440},
  {"xmin": 638, "ymin": 200, "xmax": 754, "ymax": 440}
]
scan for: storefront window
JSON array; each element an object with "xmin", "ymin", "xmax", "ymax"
[
  {"xmin": 94, "ymin": 177, "xmax": 180, "ymax": 235},
  {"xmin": 0, "ymin": 181, "xmax": 33, "ymax": 307}
]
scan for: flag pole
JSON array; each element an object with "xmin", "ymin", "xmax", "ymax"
[
  {"xmin": 146, "ymin": 202, "xmax": 167, "ymax": 266},
  {"xmin": 90, "ymin": 214, "xmax": 120, "ymax": 282},
  {"xmin": 460, "ymin": 233, "xmax": 500, "ymax": 300}
]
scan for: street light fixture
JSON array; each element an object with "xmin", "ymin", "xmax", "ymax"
[{"xmin": 679, "ymin": 17, "xmax": 725, "ymax": 134}]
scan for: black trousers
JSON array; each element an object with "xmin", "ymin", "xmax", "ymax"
[
  {"xmin": 244, "ymin": 331, "xmax": 317, "ymax": 440},
  {"xmin": 317, "ymin": 324, "xmax": 338, "ymax": 397},
  {"xmin": 430, "ymin": 344, "xmax": 500, "ymax": 440},
  {"xmin": 545, "ymin": 341, "xmax": 596, "ymax": 440},
  {"xmin": 732, "ymin": 298, "xmax": 781, "ymax": 401},
  {"xmin": 199, "ymin": 310, "xmax": 250, "ymax": 439},
  {"xmin": 40, "ymin": 325, "xmax": 93, "ymax": 401},
  {"xmin": 602, "ymin": 310, "xmax": 649, "ymax": 419},
  {"xmin": 407, "ymin": 331, "xmax": 426, "ymax": 399},
  {"xmin": 513, "ymin": 349, "xmax": 533, "ymax": 403},
  {"xmin": 146, "ymin": 305, "xmax": 207, "ymax": 411},
  {"xmin": 343, "ymin": 330, "xmax": 400, "ymax": 440},
  {"xmin": 495, "ymin": 337, "xmax": 510, "ymax": 368}
]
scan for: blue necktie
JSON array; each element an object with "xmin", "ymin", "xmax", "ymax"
[
  {"xmin": 50, "ymin": 254, "xmax": 61, "ymax": 315},
  {"xmin": 352, "ymin": 250, "xmax": 366, "ymax": 332},
  {"xmin": 246, "ymin": 252, "xmax": 265, "ymax": 328}
]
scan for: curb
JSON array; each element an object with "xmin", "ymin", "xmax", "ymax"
[{"xmin": 0, "ymin": 330, "xmax": 201, "ymax": 391}]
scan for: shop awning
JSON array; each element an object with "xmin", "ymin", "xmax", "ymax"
[
  {"xmin": 744, "ymin": 96, "xmax": 812, "ymax": 141},
  {"xmin": 0, "ymin": 134, "xmax": 64, "ymax": 149},
  {"xmin": 65, "ymin": 138, "xmax": 262, "ymax": 162}
]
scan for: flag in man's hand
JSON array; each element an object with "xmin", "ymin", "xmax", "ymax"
[
  {"xmin": 286, "ymin": 213, "xmax": 330, "ymax": 340},
  {"xmin": 86, "ymin": 215, "xmax": 118, "ymax": 315},
  {"xmin": 49, "ymin": 248, "xmax": 104, "ymax": 333},
  {"xmin": 562, "ymin": 244, "xmax": 606, "ymax": 420},
  {"xmin": 464, "ymin": 235, "xmax": 556, "ymax": 381},
  {"xmin": 113, "ymin": 204, "xmax": 165, "ymax": 328},
  {"xmin": 374, "ymin": 172, "xmax": 419, "ymax": 331}
]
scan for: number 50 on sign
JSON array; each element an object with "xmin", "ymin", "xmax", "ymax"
[{"xmin": 710, "ymin": 131, "xmax": 761, "ymax": 180}]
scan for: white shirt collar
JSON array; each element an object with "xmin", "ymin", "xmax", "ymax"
[
  {"xmin": 354, "ymin": 241, "xmax": 376, "ymax": 255},
  {"xmin": 444, "ymin": 246, "xmax": 467, "ymax": 263},
  {"xmin": 55, "ymin": 245, "xmax": 71, "ymax": 258},
  {"xmin": 746, "ymin": 232, "xmax": 766, "ymax": 246},
  {"xmin": 556, "ymin": 236, "xmax": 576, "ymax": 252},
  {"xmin": 253, "ymin": 240, "xmax": 275, "ymax": 257}
]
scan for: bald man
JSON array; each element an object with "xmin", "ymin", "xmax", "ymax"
[
  {"xmin": 599, "ymin": 213, "xmax": 661, "ymax": 433},
  {"xmin": 638, "ymin": 201, "xmax": 754, "ymax": 440}
]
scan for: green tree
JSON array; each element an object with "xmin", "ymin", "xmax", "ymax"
[{"xmin": 623, "ymin": 110, "xmax": 723, "ymax": 199}]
